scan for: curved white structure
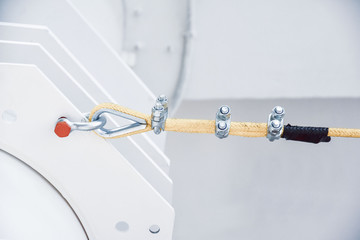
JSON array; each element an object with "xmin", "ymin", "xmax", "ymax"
[{"xmin": 0, "ymin": 150, "xmax": 87, "ymax": 240}]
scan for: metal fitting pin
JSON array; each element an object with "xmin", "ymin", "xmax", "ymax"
[
  {"xmin": 151, "ymin": 95, "xmax": 169, "ymax": 134},
  {"xmin": 267, "ymin": 106, "xmax": 285, "ymax": 142},
  {"xmin": 215, "ymin": 105, "xmax": 231, "ymax": 139}
]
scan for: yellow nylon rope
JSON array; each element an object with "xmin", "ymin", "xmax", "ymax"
[
  {"xmin": 328, "ymin": 128, "xmax": 360, "ymax": 138},
  {"xmin": 165, "ymin": 119, "xmax": 267, "ymax": 137},
  {"xmin": 89, "ymin": 103, "xmax": 360, "ymax": 139}
]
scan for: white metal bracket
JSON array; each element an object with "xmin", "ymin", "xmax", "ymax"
[{"xmin": 0, "ymin": 63, "xmax": 174, "ymax": 240}]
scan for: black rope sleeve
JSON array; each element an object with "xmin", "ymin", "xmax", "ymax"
[{"xmin": 281, "ymin": 124, "xmax": 331, "ymax": 144}]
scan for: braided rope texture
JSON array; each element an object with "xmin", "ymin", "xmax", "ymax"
[
  {"xmin": 165, "ymin": 119, "xmax": 267, "ymax": 137},
  {"xmin": 328, "ymin": 128, "xmax": 360, "ymax": 138}
]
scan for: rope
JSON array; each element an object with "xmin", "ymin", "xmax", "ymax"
[
  {"xmin": 328, "ymin": 128, "xmax": 360, "ymax": 138},
  {"xmin": 88, "ymin": 103, "xmax": 360, "ymax": 139},
  {"xmin": 165, "ymin": 119, "xmax": 267, "ymax": 137}
]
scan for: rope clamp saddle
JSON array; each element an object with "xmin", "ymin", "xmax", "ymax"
[
  {"xmin": 215, "ymin": 105, "xmax": 231, "ymax": 139},
  {"xmin": 266, "ymin": 106, "xmax": 285, "ymax": 142}
]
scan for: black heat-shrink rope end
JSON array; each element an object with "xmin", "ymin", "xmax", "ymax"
[{"xmin": 281, "ymin": 124, "xmax": 331, "ymax": 144}]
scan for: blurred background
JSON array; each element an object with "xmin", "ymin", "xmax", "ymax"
[{"xmin": 1, "ymin": 0, "xmax": 360, "ymax": 239}]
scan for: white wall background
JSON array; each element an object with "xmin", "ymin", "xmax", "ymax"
[
  {"xmin": 184, "ymin": 0, "xmax": 360, "ymax": 100},
  {"xmin": 167, "ymin": 99, "xmax": 360, "ymax": 240}
]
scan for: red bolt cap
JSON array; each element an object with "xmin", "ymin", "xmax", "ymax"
[{"xmin": 54, "ymin": 119, "xmax": 71, "ymax": 138}]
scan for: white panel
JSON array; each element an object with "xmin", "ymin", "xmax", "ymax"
[
  {"xmin": 69, "ymin": 0, "xmax": 125, "ymax": 53},
  {"xmin": 0, "ymin": 63, "xmax": 174, "ymax": 240},
  {"xmin": 120, "ymin": 0, "xmax": 187, "ymax": 96},
  {"xmin": 0, "ymin": 0, "xmax": 154, "ymax": 112}
]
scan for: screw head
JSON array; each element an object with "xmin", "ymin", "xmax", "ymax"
[
  {"xmin": 220, "ymin": 106, "xmax": 229, "ymax": 114},
  {"xmin": 218, "ymin": 121, "xmax": 227, "ymax": 130},
  {"xmin": 274, "ymin": 106, "xmax": 284, "ymax": 114},
  {"xmin": 154, "ymin": 102, "xmax": 164, "ymax": 110},
  {"xmin": 271, "ymin": 119, "xmax": 281, "ymax": 128},
  {"xmin": 54, "ymin": 119, "xmax": 71, "ymax": 137},
  {"xmin": 157, "ymin": 95, "xmax": 167, "ymax": 102},
  {"xmin": 153, "ymin": 126, "xmax": 161, "ymax": 135}
]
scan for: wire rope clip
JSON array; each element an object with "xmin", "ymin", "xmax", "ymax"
[
  {"xmin": 267, "ymin": 106, "xmax": 285, "ymax": 142},
  {"xmin": 151, "ymin": 95, "xmax": 168, "ymax": 135},
  {"xmin": 215, "ymin": 105, "xmax": 231, "ymax": 139}
]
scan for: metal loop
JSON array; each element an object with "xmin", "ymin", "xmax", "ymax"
[
  {"xmin": 91, "ymin": 108, "xmax": 147, "ymax": 138},
  {"xmin": 58, "ymin": 115, "xmax": 107, "ymax": 132},
  {"xmin": 54, "ymin": 114, "xmax": 107, "ymax": 137}
]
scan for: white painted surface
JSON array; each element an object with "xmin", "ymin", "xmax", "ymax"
[
  {"xmin": 63, "ymin": 0, "xmax": 360, "ymax": 101},
  {"xmin": 0, "ymin": 0, "xmax": 154, "ymax": 112},
  {"xmin": 0, "ymin": 24, "xmax": 172, "ymax": 201},
  {"xmin": 70, "ymin": 0, "xmax": 125, "ymax": 53},
  {"xmin": 0, "ymin": 64, "xmax": 174, "ymax": 240},
  {"xmin": 119, "ymin": 0, "xmax": 187, "ymax": 96},
  {"xmin": 0, "ymin": 150, "xmax": 87, "ymax": 240},
  {"xmin": 184, "ymin": 0, "xmax": 360, "ymax": 100},
  {"xmin": 63, "ymin": 0, "xmax": 189, "ymax": 109},
  {"xmin": 0, "ymin": 0, "xmax": 170, "ymax": 151}
]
